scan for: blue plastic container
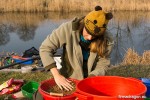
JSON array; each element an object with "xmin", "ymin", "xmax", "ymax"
[
  {"xmin": 14, "ymin": 58, "xmax": 33, "ymax": 64},
  {"xmin": 12, "ymin": 55, "xmax": 33, "ymax": 65},
  {"xmin": 140, "ymin": 78, "xmax": 150, "ymax": 97}
]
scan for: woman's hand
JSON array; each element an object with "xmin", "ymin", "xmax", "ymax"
[
  {"xmin": 51, "ymin": 67, "xmax": 73, "ymax": 91},
  {"xmin": 54, "ymin": 74, "xmax": 73, "ymax": 91}
]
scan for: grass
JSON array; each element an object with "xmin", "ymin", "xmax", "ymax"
[
  {"xmin": 0, "ymin": 0, "xmax": 150, "ymax": 12},
  {"xmin": 0, "ymin": 65, "xmax": 150, "ymax": 84},
  {"xmin": 0, "ymin": 72, "xmax": 52, "ymax": 84},
  {"xmin": 106, "ymin": 65, "xmax": 150, "ymax": 78}
]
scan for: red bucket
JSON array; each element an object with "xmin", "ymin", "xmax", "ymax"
[
  {"xmin": 75, "ymin": 76, "xmax": 147, "ymax": 100},
  {"xmin": 38, "ymin": 78, "xmax": 78, "ymax": 100}
]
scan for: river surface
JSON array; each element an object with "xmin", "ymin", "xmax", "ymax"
[{"xmin": 0, "ymin": 11, "xmax": 150, "ymax": 65}]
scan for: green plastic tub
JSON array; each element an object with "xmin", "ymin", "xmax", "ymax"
[{"xmin": 21, "ymin": 81, "xmax": 39, "ymax": 99}]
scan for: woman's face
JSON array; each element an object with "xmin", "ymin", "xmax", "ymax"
[{"xmin": 82, "ymin": 27, "xmax": 95, "ymax": 40}]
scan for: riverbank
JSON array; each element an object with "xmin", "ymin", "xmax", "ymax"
[
  {"xmin": 0, "ymin": 49, "xmax": 150, "ymax": 99},
  {"xmin": 0, "ymin": 65, "xmax": 150, "ymax": 85},
  {"xmin": 0, "ymin": 0, "xmax": 150, "ymax": 13},
  {"xmin": 0, "ymin": 49, "xmax": 150, "ymax": 79}
]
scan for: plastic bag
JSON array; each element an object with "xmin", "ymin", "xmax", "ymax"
[
  {"xmin": 0, "ymin": 78, "xmax": 13, "ymax": 91},
  {"xmin": 0, "ymin": 78, "xmax": 24, "ymax": 95}
]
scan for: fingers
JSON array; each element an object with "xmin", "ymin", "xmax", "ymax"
[
  {"xmin": 66, "ymin": 79, "xmax": 72, "ymax": 83},
  {"xmin": 62, "ymin": 84, "xmax": 70, "ymax": 91},
  {"xmin": 59, "ymin": 79, "xmax": 74, "ymax": 91},
  {"xmin": 53, "ymin": 74, "xmax": 74, "ymax": 91},
  {"xmin": 57, "ymin": 84, "xmax": 63, "ymax": 90},
  {"xmin": 65, "ymin": 79, "xmax": 74, "ymax": 89},
  {"xmin": 56, "ymin": 79, "xmax": 74, "ymax": 91},
  {"xmin": 63, "ymin": 79, "xmax": 74, "ymax": 91}
]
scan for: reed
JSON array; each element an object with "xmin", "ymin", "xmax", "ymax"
[
  {"xmin": 0, "ymin": 0, "xmax": 150, "ymax": 12},
  {"xmin": 122, "ymin": 48, "xmax": 150, "ymax": 65},
  {"xmin": 0, "ymin": 11, "xmax": 150, "ymax": 28},
  {"xmin": 122, "ymin": 48, "xmax": 141, "ymax": 65},
  {"xmin": 141, "ymin": 50, "xmax": 150, "ymax": 65}
]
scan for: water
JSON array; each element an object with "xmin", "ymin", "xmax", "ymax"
[{"xmin": 0, "ymin": 11, "xmax": 150, "ymax": 65}]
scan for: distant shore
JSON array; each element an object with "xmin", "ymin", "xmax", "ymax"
[{"xmin": 0, "ymin": 0, "xmax": 150, "ymax": 13}]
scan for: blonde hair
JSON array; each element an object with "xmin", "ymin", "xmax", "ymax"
[{"xmin": 90, "ymin": 36, "xmax": 107, "ymax": 58}]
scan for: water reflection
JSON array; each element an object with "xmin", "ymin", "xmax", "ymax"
[
  {"xmin": 108, "ymin": 11, "xmax": 150, "ymax": 64},
  {"xmin": 0, "ymin": 24, "xmax": 10, "ymax": 45},
  {"xmin": 17, "ymin": 24, "xmax": 36, "ymax": 41},
  {"xmin": 0, "ymin": 11, "xmax": 150, "ymax": 65}
]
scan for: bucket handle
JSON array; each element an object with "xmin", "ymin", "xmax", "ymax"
[{"xmin": 74, "ymin": 92, "xmax": 93, "ymax": 100}]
